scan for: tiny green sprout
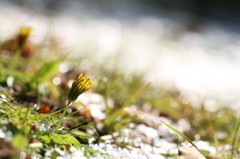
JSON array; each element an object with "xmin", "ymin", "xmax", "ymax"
[
  {"xmin": 55, "ymin": 73, "xmax": 94, "ymax": 132},
  {"xmin": 68, "ymin": 73, "xmax": 95, "ymax": 102}
]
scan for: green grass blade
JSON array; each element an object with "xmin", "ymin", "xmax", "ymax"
[
  {"xmin": 103, "ymin": 83, "xmax": 110, "ymax": 120},
  {"xmin": 160, "ymin": 153, "xmax": 178, "ymax": 158},
  {"xmin": 63, "ymin": 116, "xmax": 84, "ymax": 121},
  {"xmin": 65, "ymin": 108, "xmax": 84, "ymax": 117},
  {"xmin": 38, "ymin": 114, "xmax": 60, "ymax": 120},
  {"xmin": 23, "ymin": 105, "xmax": 32, "ymax": 125},
  {"xmin": 161, "ymin": 121, "xmax": 197, "ymax": 148},
  {"xmin": 231, "ymin": 117, "xmax": 240, "ymax": 158},
  {"xmin": 37, "ymin": 104, "xmax": 52, "ymax": 112},
  {"xmin": 203, "ymin": 112, "xmax": 219, "ymax": 157},
  {"xmin": 121, "ymin": 82, "xmax": 151, "ymax": 110},
  {"xmin": 113, "ymin": 115, "xmax": 140, "ymax": 130},
  {"xmin": 48, "ymin": 108, "xmax": 65, "ymax": 116},
  {"xmin": 109, "ymin": 83, "xmax": 151, "ymax": 124}
]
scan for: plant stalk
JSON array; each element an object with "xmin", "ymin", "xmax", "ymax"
[{"xmin": 55, "ymin": 101, "xmax": 71, "ymax": 132}]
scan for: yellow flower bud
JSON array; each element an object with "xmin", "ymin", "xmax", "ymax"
[
  {"xmin": 18, "ymin": 27, "xmax": 32, "ymax": 49},
  {"xmin": 68, "ymin": 74, "xmax": 94, "ymax": 102}
]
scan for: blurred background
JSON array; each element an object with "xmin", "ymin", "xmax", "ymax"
[{"xmin": 1, "ymin": 0, "xmax": 240, "ymax": 113}]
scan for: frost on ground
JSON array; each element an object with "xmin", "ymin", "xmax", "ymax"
[{"xmin": 53, "ymin": 143, "xmax": 164, "ymax": 159}]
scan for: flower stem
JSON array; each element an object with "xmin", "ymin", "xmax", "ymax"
[{"xmin": 55, "ymin": 101, "xmax": 71, "ymax": 132}]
